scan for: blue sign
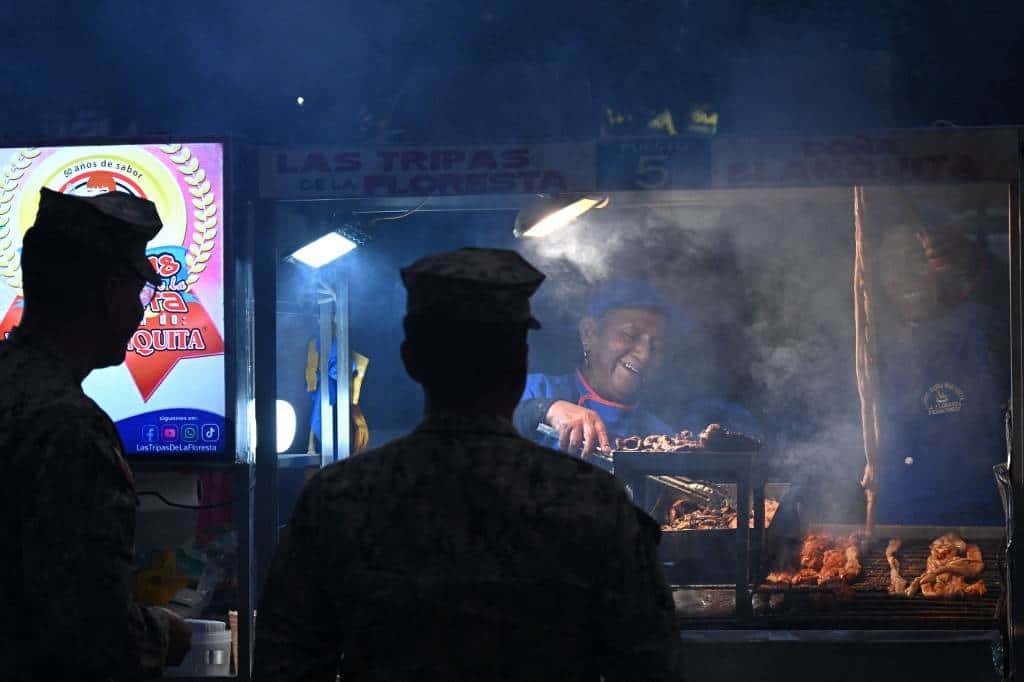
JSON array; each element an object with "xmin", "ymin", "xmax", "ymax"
[{"xmin": 597, "ymin": 137, "xmax": 710, "ymax": 191}]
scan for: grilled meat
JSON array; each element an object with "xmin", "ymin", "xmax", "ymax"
[
  {"xmin": 817, "ymin": 541, "xmax": 862, "ymax": 586},
  {"xmin": 885, "ymin": 538, "xmax": 908, "ymax": 594},
  {"xmin": 662, "ymin": 497, "xmax": 780, "ymax": 531},
  {"xmin": 905, "ymin": 533, "xmax": 986, "ymax": 598},
  {"xmin": 842, "ymin": 544, "xmax": 862, "ymax": 582},
  {"xmin": 791, "ymin": 568, "xmax": 820, "ymax": 586},
  {"xmin": 765, "ymin": 534, "xmax": 863, "ymax": 589},
  {"xmin": 964, "ymin": 580, "xmax": 988, "ymax": 598},
  {"xmin": 800, "ymin": 535, "xmax": 831, "ymax": 570},
  {"xmin": 615, "ymin": 423, "xmax": 760, "ymax": 452},
  {"xmin": 615, "ymin": 436, "xmax": 642, "ymax": 451},
  {"xmin": 817, "ymin": 549, "xmax": 845, "ymax": 583}
]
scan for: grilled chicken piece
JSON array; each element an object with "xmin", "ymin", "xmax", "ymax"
[
  {"xmin": 791, "ymin": 568, "xmax": 820, "ymax": 586},
  {"xmin": 799, "ymin": 535, "xmax": 831, "ymax": 570},
  {"xmin": 817, "ymin": 549, "xmax": 845, "ymax": 584},
  {"xmin": 615, "ymin": 436, "xmax": 642, "ymax": 451},
  {"xmin": 698, "ymin": 423, "xmax": 723, "ymax": 442},
  {"xmin": 964, "ymin": 580, "xmax": 988, "ymax": 598},
  {"xmin": 920, "ymin": 574, "xmax": 986, "ymax": 599},
  {"xmin": 906, "ymin": 533, "xmax": 986, "ymax": 598},
  {"xmin": 886, "ymin": 538, "xmax": 908, "ymax": 594},
  {"xmin": 842, "ymin": 544, "xmax": 862, "ymax": 581},
  {"xmin": 930, "ymin": 533, "xmax": 968, "ymax": 561},
  {"xmin": 817, "ymin": 543, "xmax": 862, "ymax": 586}
]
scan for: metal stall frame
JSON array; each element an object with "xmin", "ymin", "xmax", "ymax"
[
  {"xmin": 256, "ymin": 129, "xmax": 1024, "ymax": 679},
  {"xmin": 251, "ymin": 197, "xmax": 353, "ymax": 658},
  {"xmin": 1009, "ymin": 131, "xmax": 1024, "ymax": 681}
]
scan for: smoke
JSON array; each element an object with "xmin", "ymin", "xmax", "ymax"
[{"xmin": 518, "ymin": 192, "xmax": 868, "ymax": 516}]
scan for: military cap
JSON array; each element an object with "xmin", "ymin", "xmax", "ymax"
[
  {"xmin": 401, "ymin": 247, "xmax": 544, "ymax": 328},
  {"xmin": 27, "ymin": 187, "xmax": 162, "ymax": 286}
]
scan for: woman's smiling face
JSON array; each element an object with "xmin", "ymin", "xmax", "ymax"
[{"xmin": 580, "ymin": 307, "xmax": 666, "ymax": 403}]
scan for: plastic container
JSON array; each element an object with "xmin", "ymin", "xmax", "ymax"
[{"xmin": 165, "ymin": 619, "xmax": 232, "ymax": 678}]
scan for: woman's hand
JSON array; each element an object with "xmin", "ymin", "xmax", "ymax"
[{"xmin": 545, "ymin": 400, "xmax": 611, "ymax": 457}]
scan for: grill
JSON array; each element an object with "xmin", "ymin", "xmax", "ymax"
[{"xmin": 675, "ymin": 536, "xmax": 1004, "ymax": 630}]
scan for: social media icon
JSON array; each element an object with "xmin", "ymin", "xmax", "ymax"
[
  {"xmin": 141, "ymin": 425, "xmax": 159, "ymax": 443},
  {"xmin": 161, "ymin": 425, "xmax": 179, "ymax": 442},
  {"xmin": 181, "ymin": 425, "xmax": 199, "ymax": 442},
  {"xmin": 201, "ymin": 424, "xmax": 220, "ymax": 442}
]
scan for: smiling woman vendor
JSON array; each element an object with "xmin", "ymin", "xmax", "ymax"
[{"xmin": 514, "ymin": 280, "xmax": 759, "ymax": 458}]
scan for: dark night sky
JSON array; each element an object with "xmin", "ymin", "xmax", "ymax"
[{"xmin": 3, "ymin": 0, "xmax": 1024, "ymax": 142}]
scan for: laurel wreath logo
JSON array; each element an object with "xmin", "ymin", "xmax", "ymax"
[
  {"xmin": 0, "ymin": 148, "xmax": 41, "ymax": 291},
  {"xmin": 0, "ymin": 144, "xmax": 217, "ymax": 293},
  {"xmin": 159, "ymin": 144, "xmax": 217, "ymax": 287}
]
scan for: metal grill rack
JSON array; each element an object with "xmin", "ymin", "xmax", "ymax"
[{"xmin": 612, "ymin": 450, "xmax": 763, "ymax": 617}]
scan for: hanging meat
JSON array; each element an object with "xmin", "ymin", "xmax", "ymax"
[{"xmin": 854, "ymin": 186, "xmax": 883, "ymax": 537}]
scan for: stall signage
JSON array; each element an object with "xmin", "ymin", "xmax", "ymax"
[
  {"xmin": 0, "ymin": 143, "xmax": 227, "ymax": 456},
  {"xmin": 597, "ymin": 137, "xmax": 711, "ymax": 191},
  {"xmin": 260, "ymin": 143, "xmax": 596, "ymax": 199},
  {"xmin": 711, "ymin": 129, "xmax": 1019, "ymax": 187}
]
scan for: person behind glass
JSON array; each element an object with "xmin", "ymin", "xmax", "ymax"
[
  {"xmin": 515, "ymin": 279, "xmax": 758, "ymax": 457},
  {"xmin": 874, "ymin": 225, "xmax": 1006, "ymax": 525},
  {"xmin": 254, "ymin": 248, "xmax": 680, "ymax": 682},
  {"xmin": 0, "ymin": 188, "xmax": 191, "ymax": 682}
]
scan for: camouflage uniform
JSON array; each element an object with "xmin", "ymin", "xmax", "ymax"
[
  {"xmin": 255, "ymin": 249, "xmax": 681, "ymax": 681},
  {"xmin": 0, "ymin": 330, "xmax": 171, "ymax": 682},
  {"xmin": 0, "ymin": 187, "xmax": 169, "ymax": 682}
]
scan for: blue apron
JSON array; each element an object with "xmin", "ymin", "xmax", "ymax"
[{"xmin": 875, "ymin": 304, "xmax": 1005, "ymax": 526}]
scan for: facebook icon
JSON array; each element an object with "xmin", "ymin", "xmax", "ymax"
[{"xmin": 141, "ymin": 425, "xmax": 159, "ymax": 443}]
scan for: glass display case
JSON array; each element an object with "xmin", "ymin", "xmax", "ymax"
[{"xmin": 255, "ymin": 129, "xmax": 1023, "ymax": 679}]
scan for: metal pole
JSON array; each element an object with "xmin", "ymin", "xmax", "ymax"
[
  {"xmin": 234, "ymin": 462, "xmax": 255, "ymax": 681},
  {"xmin": 234, "ymin": 193, "xmax": 257, "ymax": 680},
  {"xmin": 334, "ymin": 271, "xmax": 350, "ymax": 461},
  {"xmin": 735, "ymin": 466, "xmax": 751, "ymax": 619},
  {"xmin": 318, "ymin": 298, "xmax": 334, "ymax": 466},
  {"xmin": 254, "ymin": 203, "xmax": 279, "ymax": 603},
  {"xmin": 1009, "ymin": 138, "xmax": 1023, "ymax": 679}
]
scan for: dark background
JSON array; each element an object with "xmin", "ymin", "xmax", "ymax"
[{"xmin": 4, "ymin": 1, "xmax": 1023, "ymax": 142}]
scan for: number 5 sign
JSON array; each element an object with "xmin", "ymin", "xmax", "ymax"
[{"xmin": 597, "ymin": 138, "xmax": 710, "ymax": 191}]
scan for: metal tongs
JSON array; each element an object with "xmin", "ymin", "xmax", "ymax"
[
  {"xmin": 536, "ymin": 424, "xmax": 727, "ymax": 504},
  {"xmin": 536, "ymin": 423, "xmax": 614, "ymax": 470},
  {"xmin": 649, "ymin": 476, "xmax": 730, "ymax": 508}
]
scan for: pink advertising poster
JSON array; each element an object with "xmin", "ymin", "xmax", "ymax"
[{"xmin": 0, "ymin": 143, "xmax": 226, "ymax": 456}]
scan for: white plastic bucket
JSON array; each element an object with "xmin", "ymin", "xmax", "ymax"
[{"xmin": 165, "ymin": 619, "xmax": 233, "ymax": 677}]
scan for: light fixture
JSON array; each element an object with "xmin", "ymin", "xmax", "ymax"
[
  {"xmin": 248, "ymin": 399, "xmax": 298, "ymax": 453},
  {"xmin": 276, "ymin": 400, "xmax": 297, "ymax": 453},
  {"xmin": 287, "ymin": 231, "xmax": 358, "ymax": 269},
  {"xmin": 513, "ymin": 195, "xmax": 609, "ymax": 239},
  {"xmin": 296, "ymin": 96, "xmax": 305, "ymax": 107}
]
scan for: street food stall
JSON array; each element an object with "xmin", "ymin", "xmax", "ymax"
[
  {"xmin": 259, "ymin": 127, "xmax": 1023, "ymax": 680},
  {"xmin": 2, "ymin": 127, "xmax": 1019, "ymax": 680}
]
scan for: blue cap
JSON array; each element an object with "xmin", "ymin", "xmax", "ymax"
[{"xmin": 584, "ymin": 279, "xmax": 691, "ymax": 331}]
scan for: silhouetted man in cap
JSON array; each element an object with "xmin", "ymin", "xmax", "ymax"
[
  {"xmin": 0, "ymin": 188, "xmax": 191, "ymax": 681},
  {"xmin": 255, "ymin": 248, "xmax": 680, "ymax": 682}
]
